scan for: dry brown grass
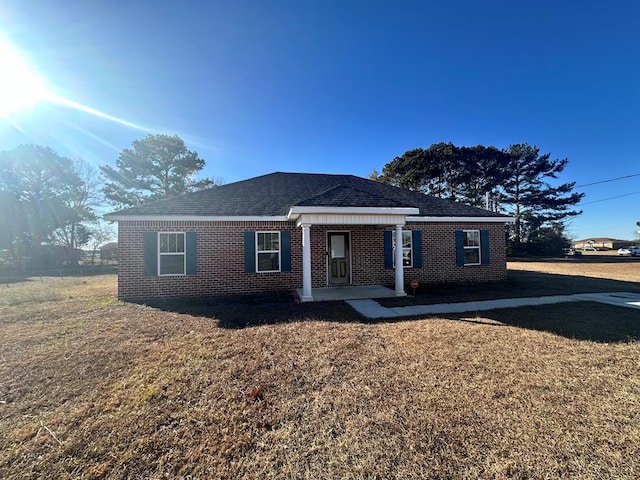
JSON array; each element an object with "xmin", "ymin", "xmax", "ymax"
[
  {"xmin": 509, "ymin": 255, "xmax": 640, "ymax": 282},
  {"xmin": 1, "ymin": 266, "xmax": 639, "ymax": 479}
]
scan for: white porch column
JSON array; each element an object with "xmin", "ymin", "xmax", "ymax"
[
  {"xmin": 301, "ymin": 223, "xmax": 313, "ymax": 301},
  {"xmin": 394, "ymin": 224, "xmax": 406, "ymax": 296}
]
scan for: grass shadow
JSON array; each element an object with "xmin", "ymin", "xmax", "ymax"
[
  {"xmin": 139, "ymin": 270, "xmax": 640, "ymax": 340},
  {"xmin": 142, "ymin": 294, "xmax": 640, "ymax": 343},
  {"xmin": 443, "ymin": 301, "xmax": 640, "ymax": 343},
  {"xmin": 380, "ymin": 270, "xmax": 640, "ymax": 307},
  {"xmin": 141, "ymin": 291, "xmax": 365, "ymax": 329}
]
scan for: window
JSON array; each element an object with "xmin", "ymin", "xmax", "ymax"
[
  {"xmin": 158, "ymin": 232, "xmax": 186, "ymax": 275},
  {"xmin": 384, "ymin": 230, "xmax": 422, "ymax": 269},
  {"xmin": 463, "ymin": 230, "xmax": 481, "ymax": 265},
  {"xmin": 393, "ymin": 230, "xmax": 413, "ymax": 267},
  {"xmin": 244, "ymin": 230, "xmax": 291, "ymax": 273},
  {"xmin": 256, "ymin": 232, "xmax": 280, "ymax": 272},
  {"xmin": 455, "ymin": 229, "xmax": 489, "ymax": 267},
  {"xmin": 144, "ymin": 231, "xmax": 196, "ymax": 277}
]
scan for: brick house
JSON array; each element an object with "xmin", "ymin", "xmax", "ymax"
[{"xmin": 105, "ymin": 172, "xmax": 513, "ymax": 302}]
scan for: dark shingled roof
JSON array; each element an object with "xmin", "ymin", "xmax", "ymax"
[
  {"xmin": 106, "ymin": 172, "xmax": 505, "ymax": 218},
  {"xmin": 295, "ymin": 185, "xmax": 410, "ymax": 208}
]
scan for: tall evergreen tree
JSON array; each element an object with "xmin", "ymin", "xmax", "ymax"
[
  {"xmin": 380, "ymin": 147, "xmax": 430, "ymax": 192},
  {"xmin": 381, "ymin": 143, "xmax": 461, "ymax": 197},
  {"xmin": 457, "ymin": 145, "xmax": 510, "ymax": 210},
  {"xmin": 498, "ymin": 144, "xmax": 583, "ymax": 247},
  {"xmin": 379, "ymin": 142, "xmax": 583, "ymax": 255},
  {"xmin": 380, "ymin": 143, "xmax": 508, "ymax": 206},
  {"xmin": 100, "ymin": 134, "xmax": 215, "ymax": 208}
]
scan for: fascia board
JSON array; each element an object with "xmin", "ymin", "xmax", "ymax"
[
  {"xmin": 408, "ymin": 216, "xmax": 516, "ymax": 223},
  {"xmin": 104, "ymin": 214, "xmax": 291, "ymax": 222}
]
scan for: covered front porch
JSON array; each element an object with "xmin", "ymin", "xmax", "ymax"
[{"xmin": 287, "ymin": 204, "xmax": 420, "ymax": 302}]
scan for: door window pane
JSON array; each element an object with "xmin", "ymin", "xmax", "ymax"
[{"xmin": 331, "ymin": 235, "xmax": 346, "ymax": 259}]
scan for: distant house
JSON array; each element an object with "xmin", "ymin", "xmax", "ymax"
[
  {"xmin": 105, "ymin": 172, "xmax": 514, "ymax": 302},
  {"xmin": 572, "ymin": 238, "xmax": 631, "ymax": 250}
]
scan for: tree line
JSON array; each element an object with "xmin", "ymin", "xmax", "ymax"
[
  {"xmin": 1, "ymin": 135, "xmax": 585, "ymax": 270},
  {"xmin": 0, "ymin": 134, "xmax": 215, "ymax": 270},
  {"xmin": 375, "ymin": 142, "xmax": 584, "ymax": 255}
]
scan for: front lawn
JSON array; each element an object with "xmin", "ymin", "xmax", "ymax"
[{"xmin": 0, "ymin": 272, "xmax": 638, "ymax": 479}]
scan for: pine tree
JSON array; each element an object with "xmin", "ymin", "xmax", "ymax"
[
  {"xmin": 101, "ymin": 134, "xmax": 215, "ymax": 208},
  {"xmin": 498, "ymin": 143, "xmax": 583, "ymax": 247}
]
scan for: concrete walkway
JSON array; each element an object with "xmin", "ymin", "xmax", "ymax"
[{"xmin": 346, "ymin": 292, "xmax": 640, "ymax": 319}]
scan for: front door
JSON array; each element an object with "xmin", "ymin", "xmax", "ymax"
[{"xmin": 328, "ymin": 232, "xmax": 350, "ymax": 285}]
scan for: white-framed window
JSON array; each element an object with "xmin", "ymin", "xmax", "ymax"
[
  {"xmin": 393, "ymin": 230, "xmax": 413, "ymax": 267},
  {"xmin": 256, "ymin": 231, "xmax": 281, "ymax": 272},
  {"xmin": 463, "ymin": 230, "xmax": 481, "ymax": 265},
  {"xmin": 158, "ymin": 232, "xmax": 186, "ymax": 275}
]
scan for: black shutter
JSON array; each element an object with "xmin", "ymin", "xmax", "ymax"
[
  {"xmin": 480, "ymin": 230, "xmax": 490, "ymax": 265},
  {"xmin": 144, "ymin": 232, "xmax": 158, "ymax": 276},
  {"xmin": 412, "ymin": 230, "xmax": 422, "ymax": 268},
  {"xmin": 244, "ymin": 231, "xmax": 256, "ymax": 273},
  {"xmin": 384, "ymin": 231, "xmax": 393, "ymax": 268},
  {"xmin": 455, "ymin": 230, "xmax": 465, "ymax": 266},
  {"xmin": 281, "ymin": 230, "xmax": 291, "ymax": 272},
  {"xmin": 186, "ymin": 232, "xmax": 197, "ymax": 275}
]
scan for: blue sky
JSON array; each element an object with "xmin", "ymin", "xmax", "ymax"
[{"xmin": 1, "ymin": 1, "xmax": 639, "ymax": 240}]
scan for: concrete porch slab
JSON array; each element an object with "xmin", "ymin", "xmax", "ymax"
[{"xmin": 297, "ymin": 285, "xmax": 397, "ymax": 302}]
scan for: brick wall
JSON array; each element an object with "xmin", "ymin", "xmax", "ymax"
[
  {"xmin": 117, "ymin": 220, "xmax": 302, "ymax": 301},
  {"xmin": 117, "ymin": 220, "xmax": 507, "ymax": 301},
  {"xmin": 407, "ymin": 221, "xmax": 507, "ymax": 284}
]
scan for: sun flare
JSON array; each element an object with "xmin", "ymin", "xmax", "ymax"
[
  {"xmin": 0, "ymin": 40, "xmax": 48, "ymax": 117},
  {"xmin": 0, "ymin": 38, "xmax": 151, "ymax": 133}
]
